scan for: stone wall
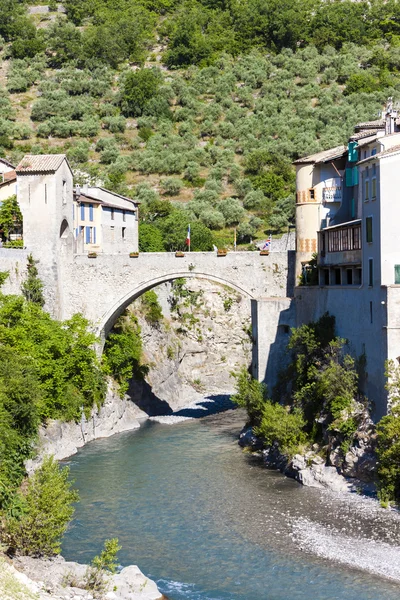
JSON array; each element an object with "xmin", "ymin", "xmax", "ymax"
[{"xmin": 0, "ymin": 248, "xmax": 29, "ymax": 296}]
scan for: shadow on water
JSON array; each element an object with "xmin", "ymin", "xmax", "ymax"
[{"xmin": 173, "ymin": 394, "xmax": 235, "ymax": 418}]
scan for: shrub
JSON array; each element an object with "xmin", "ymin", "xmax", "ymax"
[
  {"xmin": 21, "ymin": 255, "xmax": 44, "ymax": 306},
  {"xmin": 84, "ymin": 538, "xmax": 121, "ymax": 593},
  {"xmin": 255, "ymin": 402, "xmax": 306, "ymax": 457},
  {"xmin": 141, "ymin": 290, "xmax": 163, "ymax": 327},
  {"xmin": 4, "ymin": 456, "xmax": 79, "ymax": 557},
  {"xmin": 103, "ymin": 311, "xmax": 147, "ymax": 396},
  {"xmin": 138, "ymin": 224, "xmax": 165, "ymax": 252},
  {"xmin": 231, "ymin": 367, "xmax": 268, "ymax": 427},
  {"xmin": 160, "ymin": 178, "xmax": 183, "ymax": 196}
]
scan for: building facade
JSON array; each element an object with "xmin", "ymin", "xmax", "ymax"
[
  {"xmin": 295, "ymin": 102, "xmax": 400, "ymax": 417},
  {"xmin": 15, "ymin": 154, "xmax": 139, "ymax": 256}
]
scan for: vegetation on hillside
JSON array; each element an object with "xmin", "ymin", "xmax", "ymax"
[{"xmin": 2, "ymin": 1, "xmax": 400, "ymax": 247}]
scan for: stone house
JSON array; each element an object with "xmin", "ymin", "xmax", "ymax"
[
  {"xmin": 294, "ymin": 102, "xmax": 400, "ymax": 417},
  {"xmin": 15, "ymin": 154, "xmax": 139, "ymax": 255}
]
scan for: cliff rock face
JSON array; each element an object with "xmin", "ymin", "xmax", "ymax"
[
  {"xmin": 130, "ymin": 279, "xmax": 252, "ymax": 413},
  {"xmin": 26, "ymin": 382, "xmax": 147, "ymax": 469}
]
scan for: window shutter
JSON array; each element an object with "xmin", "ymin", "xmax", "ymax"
[
  {"xmin": 85, "ymin": 226, "xmax": 90, "ymax": 244},
  {"xmin": 352, "ymin": 167, "xmax": 358, "ymax": 186},
  {"xmin": 93, "ymin": 227, "xmax": 96, "ymax": 244},
  {"xmin": 346, "ymin": 168, "xmax": 353, "ymax": 186},
  {"xmin": 81, "ymin": 204, "xmax": 85, "ymax": 220},
  {"xmin": 89, "ymin": 204, "xmax": 93, "ymax": 222},
  {"xmin": 395, "ymin": 265, "xmax": 400, "ymax": 285}
]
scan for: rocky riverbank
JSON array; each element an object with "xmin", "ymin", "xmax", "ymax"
[
  {"xmin": 239, "ymin": 424, "xmax": 377, "ymax": 496},
  {"xmin": 0, "ymin": 555, "xmax": 164, "ymax": 600}
]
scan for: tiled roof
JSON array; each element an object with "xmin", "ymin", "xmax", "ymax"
[
  {"xmin": 294, "ymin": 144, "xmax": 346, "ymax": 164},
  {"xmin": 357, "ymin": 144, "xmax": 400, "ymax": 164},
  {"xmin": 354, "ymin": 120, "xmax": 385, "ymax": 131},
  {"xmin": 349, "ymin": 129, "xmax": 380, "ymax": 142},
  {"xmin": 16, "ymin": 154, "xmax": 67, "ymax": 173},
  {"xmin": 3, "ymin": 170, "xmax": 16, "ymax": 181},
  {"xmin": 0, "ymin": 158, "xmax": 15, "ymax": 169}
]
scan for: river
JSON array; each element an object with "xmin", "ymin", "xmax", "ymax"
[{"xmin": 62, "ymin": 407, "xmax": 400, "ymax": 600}]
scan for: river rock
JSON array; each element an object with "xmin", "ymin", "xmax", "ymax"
[{"xmin": 239, "ymin": 426, "xmax": 264, "ymax": 450}]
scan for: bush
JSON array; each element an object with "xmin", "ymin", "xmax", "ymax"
[
  {"xmin": 103, "ymin": 311, "xmax": 147, "ymax": 396},
  {"xmin": 141, "ymin": 290, "xmax": 163, "ymax": 326},
  {"xmin": 160, "ymin": 178, "xmax": 183, "ymax": 196},
  {"xmin": 4, "ymin": 456, "xmax": 79, "ymax": 557},
  {"xmin": 255, "ymin": 402, "xmax": 306, "ymax": 457},
  {"xmin": 84, "ymin": 538, "xmax": 121, "ymax": 593},
  {"xmin": 231, "ymin": 367, "xmax": 268, "ymax": 427},
  {"xmin": 138, "ymin": 223, "xmax": 165, "ymax": 252}
]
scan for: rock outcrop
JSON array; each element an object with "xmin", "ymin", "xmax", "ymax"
[
  {"xmin": 239, "ymin": 426, "xmax": 377, "ymax": 495},
  {"xmin": 3, "ymin": 555, "xmax": 163, "ymax": 600},
  {"xmin": 26, "ymin": 382, "xmax": 147, "ymax": 469},
  {"xmin": 130, "ymin": 279, "xmax": 252, "ymax": 413}
]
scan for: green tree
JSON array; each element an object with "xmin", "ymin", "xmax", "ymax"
[
  {"xmin": 231, "ymin": 366, "xmax": 268, "ymax": 427},
  {"xmin": 103, "ymin": 311, "xmax": 147, "ymax": 396},
  {"xmin": 138, "ymin": 223, "xmax": 165, "ymax": 252},
  {"xmin": 120, "ymin": 69, "xmax": 162, "ymax": 117},
  {"xmin": 21, "ymin": 254, "xmax": 45, "ymax": 307},
  {"xmin": 4, "ymin": 456, "xmax": 79, "ymax": 557},
  {"xmin": 0, "ymin": 195, "xmax": 22, "ymax": 241}
]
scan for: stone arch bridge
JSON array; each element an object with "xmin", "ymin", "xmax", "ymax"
[{"xmin": 2, "ymin": 247, "xmax": 295, "ymax": 390}]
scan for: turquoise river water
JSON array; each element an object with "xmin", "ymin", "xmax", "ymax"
[{"xmin": 62, "ymin": 408, "xmax": 400, "ymax": 600}]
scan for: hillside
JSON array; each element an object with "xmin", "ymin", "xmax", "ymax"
[{"xmin": 2, "ymin": 0, "xmax": 400, "ymax": 248}]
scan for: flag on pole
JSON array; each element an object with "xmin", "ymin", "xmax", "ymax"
[
  {"xmin": 186, "ymin": 224, "xmax": 191, "ymax": 251},
  {"xmin": 262, "ymin": 234, "xmax": 272, "ymax": 251}
]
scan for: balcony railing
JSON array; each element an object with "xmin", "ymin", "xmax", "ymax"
[
  {"xmin": 323, "ymin": 186, "xmax": 342, "ymax": 202},
  {"xmin": 319, "ymin": 220, "xmax": 361, "ymax": 256}
]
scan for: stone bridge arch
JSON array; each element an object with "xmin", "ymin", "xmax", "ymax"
[{"xmin": 97, "ymin": 270, "xmax": 255, "ymax": 342}]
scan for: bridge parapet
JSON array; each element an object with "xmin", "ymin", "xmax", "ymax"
[{"xmin": 58, "ymin": 250, "xmax": 294, "ymax": 334}]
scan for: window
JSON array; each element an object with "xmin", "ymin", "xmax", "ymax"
[
  {"xmin": 89, "ymin": 204, "xmax": 94, "ymax": 222},
  {"xmin": 123, "ymin": 210, "xmax": 126, "ymax": 222},
  {"xmin": 81, "ymin": 204, "xmax": 85, "ymax": 221},
  {"xmin": 365, "ymin": 179, "xmax": 369, "ymax": 201},
  {"xmin": 62, "ymin": 180, "xmax": 67, "ymax": 205},
  {"xmin": 395, "ymin": 265, "xmax": 400, "ymax": 284},
  {"xmin": 85, "ymin": 226, "xmax": 96, "ymax": 244},
  {"xmin": 309, "ymin": 188, "xmax": 315, "ymax": 201},
  {"xmin": 122, "ymin": 227, "xmax": 126, "ymax": 239},
  {"xmin": 366, "ymin": 216, "xmax": 373, "ymax": 243},
  {"xmin": 372, "ymin": 177, "xmax": 376, "ymax": 199},
  {"xmin": 334, "ymin": 268, "xmax": 341, "ymax": 285},
  {"xmin": 368, "ymin": 258, "xmax": 373, "ymax": 287},
  {"xmin": 346, "ymin": 269, "xmax": 353, "ymax": 285},
  {"xmin": 111, "ymin": 208, "xmax": 115, "ymax": 220},
  {"xmin": 323, "ymin": 269, "xmax": 329, "ymax": 285},
  {"xmin": 355, "ymin": 268, "xmax": 362, "ymax": 285},
  {"xmin": 371, "ymin": 148, "xmax": 377, "ymax": 156}
]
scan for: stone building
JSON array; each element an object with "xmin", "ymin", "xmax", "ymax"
[
  {"xmin": 294, "ymin": 102, "xmax": 400, "ymax": 417},
  {"xmin": 15, "ymin": 154, "xmax": 139, "ymax": 256},
  {"xmin": 73, "ymin": 186, "xmax": 139, "ymax": 254}
]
